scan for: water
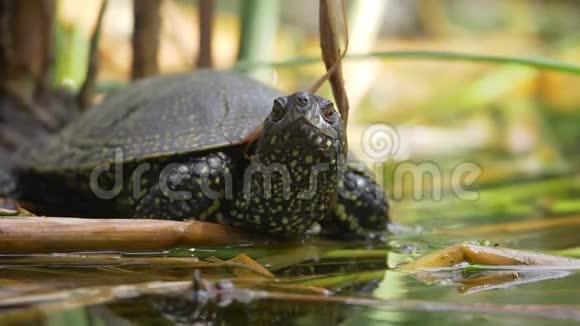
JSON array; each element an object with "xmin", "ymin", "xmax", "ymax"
[{"xmin": 0, "ymin": 177, "xmax": 578, "ymax": 325}]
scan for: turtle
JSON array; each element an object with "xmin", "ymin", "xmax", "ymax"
[{"xmin": 4, "ymin": 69, "xmax": 389, "ymax": 237}]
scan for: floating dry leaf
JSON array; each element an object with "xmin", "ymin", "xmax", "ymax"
[
  {"xmin": 400, "ymin": 244, "xmax": 580, "ymax": 293},
  {"xmin": 207, "ymin": 253, "xmax": 274, "ymax": 279},
  {"xmin": 401, "ymin": 244, "xmax": 580, "ymax": 271}
]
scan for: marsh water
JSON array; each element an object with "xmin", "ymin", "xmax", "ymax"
[{"xmin": 0, "ymin": 174, "xmax": 579, "ymax": 325}]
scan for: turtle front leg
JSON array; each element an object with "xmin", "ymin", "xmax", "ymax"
[
  {"xmin": 323, "ymin": 169, "xmax": 390, "ymax": 237},
  {"xmin": 134, "ymin": 152, "xmax": 233, "ymax": 223}
]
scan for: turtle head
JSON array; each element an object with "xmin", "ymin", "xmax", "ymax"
[
  {"xmin": 236, "ymin": 93, "xmax": 348, "ymax": 236},
  {"xmin": 258, "ymin": 92, "xmax": 346, "ymax": 160}
]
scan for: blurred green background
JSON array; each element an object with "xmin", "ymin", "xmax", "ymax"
[{"xmin": 55, "ymin": 0, "xmax": 580, "ymax": 226}]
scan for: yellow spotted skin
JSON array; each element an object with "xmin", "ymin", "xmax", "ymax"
[
  {"xmin": 13, "ymin": 71, "xmax": 390, "ymax": 237},
  {"xmin": 134, "ymin": 152, "xmax": 233, "ymax": 220},
  {"xmin": 322, "ymin": 169, "xmax": 390, "ymax": 236}
]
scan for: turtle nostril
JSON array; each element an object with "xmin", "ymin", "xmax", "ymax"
[{"xmin": 295, "ymin": 94, "xmax": 309, "ymax": 107}]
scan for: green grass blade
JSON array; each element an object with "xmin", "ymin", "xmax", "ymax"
[{"xmin": 234, "ymin": 50, "xmax": 580, "ymax": 75}]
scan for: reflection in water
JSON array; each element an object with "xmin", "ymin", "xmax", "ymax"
[
  {"xmin": 0, "ymin": 218, "xmax": 578, "ymax": 325},
  {"xmin": 150, "ymin": 293, "xmax": 344, "ymax": 326}
]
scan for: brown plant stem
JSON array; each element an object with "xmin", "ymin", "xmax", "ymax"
[
  {"xmin": 313, "ymin": 0, "xmax": 350, "ymax": 126},
  {"xmin": 196, "ymin": 0, "xmax": 214, "ymax": 68},
  {"xmin": 0, "ymin": 217, "xmax": 251, "ymax": 253},
  {"xmin": 131, "ymin": 0, "xmax": 161, "ymax": 80},
  {"xmin": 77, "ymin": 0, "xmax": 108, "ymax": 109}
]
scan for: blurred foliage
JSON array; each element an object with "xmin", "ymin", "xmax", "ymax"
[
  {"xmin": 45, "ymin": 2, "xmax": 580, "ymax": 235},
  {"xmin": 49, "ymin": 0, "xmax": 580, "ymax": 224}
]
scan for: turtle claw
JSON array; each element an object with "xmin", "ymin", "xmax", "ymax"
[{"xmin": 304, "ymin": 222, "xmax": 322, "ymax": 236}]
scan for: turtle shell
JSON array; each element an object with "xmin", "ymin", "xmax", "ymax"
[{"xmin": 22, "ymin": 70, "xmax": 283, "ymax": 171}]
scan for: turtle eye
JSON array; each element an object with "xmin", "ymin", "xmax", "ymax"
[
  {"xmin": 322, "ymin": 104, "xmax": 337, "ymax": 123},
  {"xmin": 271, "ymin": 101, "xmax": 285, "ymax": 122}
]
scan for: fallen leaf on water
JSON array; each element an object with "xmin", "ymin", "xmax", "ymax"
[{"xmin": 207, "ymin": 253, "xmax": 275, "ymax": 279}]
